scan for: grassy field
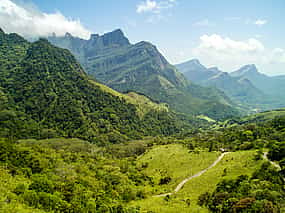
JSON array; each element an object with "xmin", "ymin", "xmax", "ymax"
[
  {"xmin": 131, "ymin": 148, "xmax": 265, "ymax": 213},
  {"xmin": 137, "ymin": 144, "xmax": 220, "ymax": 195}
]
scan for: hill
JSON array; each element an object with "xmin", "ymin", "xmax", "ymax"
[
  {"xmin": 176, "ymin": 59, "xmax": 284, "ymax": 111},
  {"xmin": 231, "ymin": 64, "xmax": 285, "ymax": 99},
  {"xmin": 48, "ymin": 30, "xmax": 239, "ymax": 120},
  {"xmin": 0, "ymin": 29, "xmax": 189, "ymax": 143}
]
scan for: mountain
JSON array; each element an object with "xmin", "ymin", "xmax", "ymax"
[
  {"xmin": 48, "ymin": 30, "xmax": 238, "ymax": 120},
  {"xmin": 176, "ymin": 59, "xmax": 219, "ymax": 82},
  {"xmin": 0, "ymin": 29, "xmax": 191, "ymax": 143},
  {"xmin": 176, "ymin": 60, "xmax": 283, "ymax": 111},
  {"xmin": 231, "ymin": 64, "xmax": 285, "ymax": 98}
]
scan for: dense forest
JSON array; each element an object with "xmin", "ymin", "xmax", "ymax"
[{"xmin": 0, "ymin": 29, "xmax": 196, "ymax": 144}]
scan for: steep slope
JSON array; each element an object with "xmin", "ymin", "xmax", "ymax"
[
  {"xmin": 176, "ymin": 59, "xmax": 219, "ymax": 82},
  {"xmin": 0, "ymin": 29, "xmax": 187, "ymax": 142},
  {"xmin": 176, "ymin": 60, "xmax": 283, "ymax": 111},
  {"xmin": 48, "ymin": 30, "xmax": 238, "ymax": 120},
  {"xmin": 231, "ymin": 64, "xmax": 285, "ymax": 98}
]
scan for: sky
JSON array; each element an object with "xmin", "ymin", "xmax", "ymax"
[{"xmin": 0, "ymin": 0, "xmax": 285, "ymax": 75}]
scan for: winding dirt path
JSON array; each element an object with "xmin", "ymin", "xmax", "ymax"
[
  {"xmin": 263, "ymin": 152, "xmax": 282, "ymax": 170},
  {"xmin": 154, "ymin": 152, "xmax": 229, "ymax": 197}
]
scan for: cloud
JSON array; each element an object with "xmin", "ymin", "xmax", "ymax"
[
  {"xmin": 192, "ymin": 34, "xmax": 284, "ymax": 73},
  {"xmin": 254, "ymin": 19, "xmax": 267, "ymax": 26},
  {"xmin": 136, "ymin": 0, "xmax": 158, "ymax": 13},
  {"xmin": 136, "ymin": 0, "xmax": 176, "ymax": 14},
  {"xmin": 136, "ymin": 0, "xmax": 177, "ymax": 23},
  {"xmin": 193, "ymin": 19, "xmax": 214, "ymax": 27},
  {"xmin": 0, "ymin": 0, "xmax": 91, "ymax": 39}
]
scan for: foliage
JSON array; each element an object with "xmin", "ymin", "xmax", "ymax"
[
  {"xmin": 0, "ymin": 30, "xmax": 190, "ymax": 143},
  {"xmin": 198, "ymin": 164, "xmax": 284, "ymax": 212},
  {"xmin": 0, "ymin": 138, "xmax": 150, "ymax": 212}
]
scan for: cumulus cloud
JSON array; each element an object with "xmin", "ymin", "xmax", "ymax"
[
  {"xmin": 192, "ymin": 34, "xmax": 284, "ymax": 73},
  {"xmin": 0, "ymin": 0, "xmax": 91, "ymax": 39},
  {"xmin": 254, "ymin": 19, "xmax": 267, "ymax": 26}
]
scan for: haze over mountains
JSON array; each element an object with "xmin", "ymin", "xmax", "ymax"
[
  {"xmin": 176, "ymin": 59, "xmax": 285, "ymax": 111},
  {"xmin": 48, "ymin": 29, "xmax": 238, "ymax": 120}
]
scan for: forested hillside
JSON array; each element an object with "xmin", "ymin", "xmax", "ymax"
[{"xmin": 0, "ymin": 29, "xmax": 190, "ymax": 143}]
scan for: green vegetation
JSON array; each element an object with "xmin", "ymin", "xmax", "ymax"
[
  {"xmin": 0, "ymin": 29, "xmax": 284, "ymax": 213},
  {"xmin": 137, "ymin": 144, "xmax": 219, "ymax": 194},
  {"xmin": 198, "ymin": 162, "xmax": 284, "ymax": 212},
  {"xmin": 90, "ymin": 80, "xmax": 169, "ymax": 118},
  {"xmin": 48, "ymin": 30, "xmax": 239, "ymax": 120},
  {"xmin": 0, "ymin": 29, "xmax": 192, "ymax": 143},
  {"xmin": 238, "ymin": 108, "xmax": 285, "ymax": 124},
  {"xmin": 0, "ymin": 138, "xmax": 151, "ymax": 212},
  {"xmin": 132, "ymin": 151, "xmax": 264, "ymax": 213}
]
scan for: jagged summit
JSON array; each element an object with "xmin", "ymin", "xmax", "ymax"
[
  {"xmin": 231, "ymin": 64, "xmax": 260, "ymax": 77},
  {"xmin": 100, "ymin": 29, "xmax": 130, "ymax": 46}
]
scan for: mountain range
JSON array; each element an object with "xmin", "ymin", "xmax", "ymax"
[
  {"xmin": 48, "ymin": 30, "xmax": 238, "ymax": 120},
  {"xmin": 176, "ymin": 59, "xmax": 285, "ymax": 111},
  {"xmin": 0, "ymin": 28, "xmax": 191, "ymax": 142}
]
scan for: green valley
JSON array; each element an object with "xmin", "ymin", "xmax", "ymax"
[{"xmin": 0, "ymin": 1, "xmax": 285, "ymax": 212}]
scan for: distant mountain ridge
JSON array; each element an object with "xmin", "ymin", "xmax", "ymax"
[
  {"xmin": 48, "ymin": 30, "xmax": 239, "ymax": 120},
  {"xmin": 176, "ymin": 59, "xmax": 285, "ymax": 111},
  {"xmin": 230, "ymin": 64, "xmax": 285, "ymax": 98}
]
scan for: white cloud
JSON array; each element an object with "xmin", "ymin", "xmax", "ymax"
[
  {"xmin": 136, "ymin": 0, "xmax": 176, "ymax": 14},
  {"xmin": 136, "ymin": 0, "xmax": 177, "ymax": 23},
  {"xmin": 193, "ymin": 19, "xmax": 214, "ymax": 27},
  {"xmin": 192, "ymin": 34, "xmax": 285, "ymax": 74},
  {"xmin": 254, "ymin": 19, "xmax": 267, "ymax": 26},
  {"xmin": 136, "ymin": 0, "xmax": 158, "ymax": 13},
  {"xmin": 0, "ymin": 0, "xmax": 91, "ymax": 39}
]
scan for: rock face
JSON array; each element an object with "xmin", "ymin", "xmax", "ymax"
[
  {"xmin": 48, "ymin": 30, "xmax": 238, "ymax": 120},
  {"xmin": 176, "ymin": 60, "xmax": 285, "ymax": 111}
]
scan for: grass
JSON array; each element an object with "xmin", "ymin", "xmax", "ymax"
[
  {"xmin": 137, "ymin": 144, "xmax": 220, "ymax": 194},
  {"xmin": 131, "ymin": 149, "xmax": 265, "ymax": 213},
  {"xmin": 89, "ymin": 80, "xmax": 168, "ymax": 118}
]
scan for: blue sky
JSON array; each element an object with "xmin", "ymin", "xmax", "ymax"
[{"xmin": 1, "ymin": 0, "xmax": 285, "ymax": 75}]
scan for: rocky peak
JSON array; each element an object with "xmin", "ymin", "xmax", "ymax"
[{"xmin": 101, "ymin": 29, "xmax": 130, "ymax": 46}]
